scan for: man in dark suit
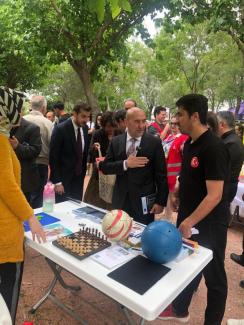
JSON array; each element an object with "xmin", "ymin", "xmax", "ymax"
[
  {"xmin": 99, "ymin": 107, "xmax": 168, "ymax": 224},
  {"xmin": 9, "ymin": 118, "xmax": 42, "ymax": 206},
  {"xmin": 49, "ymin": 102, "xmax": 91, "ymax": 202},
  {"xmin": 217, "ymin": 111, "xmax": 244, "ymax": 202}
]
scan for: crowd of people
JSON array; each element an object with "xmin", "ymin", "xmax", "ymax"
[{"xmin": 0, "ymin": 87, "xmax": 243, "ymax": 325}]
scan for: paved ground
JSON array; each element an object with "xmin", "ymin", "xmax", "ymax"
[{"xmin": 16, "ymin": 177, "xmax": 244, "ymax": 324}]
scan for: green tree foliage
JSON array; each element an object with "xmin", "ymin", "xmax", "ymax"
[
  {"xmin": 151, "ymin": 22, "xmax": 243, "ymax": 110},
  {"xmin": 0, "ymin": 2, "xmax": 48, "ymax": 89},
  {"xmin": 163, "ymin": 0, "xmax": 243, "ymax": 53},
  {"xmin": 93, "ymin": 42, "xmax": 162, "ymax": 112},
  {"xmin": 89, "ymin": 0, "xmax": 132, "ymax": 23},
  {"xmin": 40, "ymin": 62, "xmax": 85, "ymax": 110},
  {"xmin": 40, "ymin": 24, "xmax": 242, "ymax": 114},
  {"xmin": 2, "ymin": 0, "xmax": 165, "ymax": 112},
  {"xmin": 161, "ymin": 0, "xmax": 244, "ymax": 113}
]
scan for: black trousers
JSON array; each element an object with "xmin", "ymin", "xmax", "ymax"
[
  {"xmin": 173, "ymin": 222, "xmax": 228, "ymax": 325},
  {"xmin": 122, "ymin": 194, "xmax": 154, "ymax": 225},
  {"xmin": 242, "ymin": 234, "xmax": 244, "ymax": 254},
  {"xmin": 0, "ymin": 262, "xmax": 24, "ymax": 324},
  {"xmin": 56, "ymin": 174, "xmax": 85, "ymax": 203},
  {"xmin": 24, "ymin": 191, "xmax": 31, "ymax": 205},
  {"xmin": 228, "ymin": 182, "xmax": 238, "ymax": 203},
  {"xmin": 241, "ymin": 233, "xmax": 244, "ymax": 257},
  {"xmin": 31, "ymin": 164, "xmax": 48, "ymax": 209}
]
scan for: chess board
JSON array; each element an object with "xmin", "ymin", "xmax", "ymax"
[{"xmin": 52, "ymin": 227, "xmax": 111, "ymax": 260}]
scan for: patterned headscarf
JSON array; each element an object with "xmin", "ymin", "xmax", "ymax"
[{"xmin": 0, "ymin": 87, "xmax": 25, "ymax": 136}]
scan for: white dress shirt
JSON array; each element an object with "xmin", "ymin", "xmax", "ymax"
[
  {"xmin": 71, "ymin": 117, "xmax": 85, "ymax": 153},
  {"xmin": 124, "ymin": 132, "xmax": 142, "ymax": 170},
  {"xmin": 126, "ymin": 133, "xmax": 141, "ymax": 154}
]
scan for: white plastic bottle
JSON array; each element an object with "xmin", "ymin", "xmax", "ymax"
[{"xmin": 42, "ymin": 182, "xmax": 55, "ymax": 213}]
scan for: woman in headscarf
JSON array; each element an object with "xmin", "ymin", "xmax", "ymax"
[{"xmin": 0, "ymin": 87, "xmax": 46, "ymax": 323}]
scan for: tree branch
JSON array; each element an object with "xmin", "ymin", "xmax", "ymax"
[
  {"xmin": 88, "ymin": 18, "xmax": 113, "ymax": 56},
  {"xmin": 49, "ymin": 0, "xmax": 80, "ymax": 51},
  {"xmin": 228, "ymin": 28, "xmax": 244, "ymax": 57},
  {"xmin": 50, "ymin": 0, "xmax": 62, "ymax": 16},
  {"xmin": 90, "ymin": 1, "xmax": 151, "ymax": 72},
  {"xmin": 176, "ymin": 52, "xmax": 193, "ymax": 91},
  {"xmin": 198, "ymin": 59, "xmax": 222, "ymax": 86}
]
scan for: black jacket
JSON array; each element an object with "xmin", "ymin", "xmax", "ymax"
[
  {"xmin": 222, "ymin": 130, "xmax": 244, "ymax": 183},
  {"xmin": 222, "ymin": 130, "xmax": 244, "ymax": 202},
  {"xmin": 49, "ymin": 118, "xmax": 90, "ymax": 188},
  {"xmin": 99, "ymin": 132, "xmax": 168, "ymax": 215},
  {"xmin": 13, "ymin": 118, "xmax": 42, "ymax": 193}
]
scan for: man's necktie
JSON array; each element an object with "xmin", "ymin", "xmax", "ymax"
[
  {"xmin": 75, "ymin": 127, "xmax": 83, "ymax": 175},
  {"xmin": 127, "ymin": 138, "xmax": 137, "ymax": 157}
]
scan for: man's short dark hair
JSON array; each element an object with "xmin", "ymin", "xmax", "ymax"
[
  {"xmin": 217, "ymin": 111, "xmax": 235, "ymax": 129},
  {"xmin": 114, "ymin": 109, "xmax": 126, "ymax": 123},
  {"xmin": 53, "ymin": 101, "xmax": 64, "ymax": 111},
  {"xmin": 176, "ymin": 94, "xmax": 208, "ymax": 125},
  {"xmin": 154, "ymin": 106, "xmax": 167, "ymax": 118},
  {"xmin": 73, "ymin": 101, "xmax": 91, "ymax": 114}
]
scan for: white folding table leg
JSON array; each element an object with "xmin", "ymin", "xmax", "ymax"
[
  {"xmin": 120, "ymin": 305, "xmax": 145, "ymax": 325},
  {"xmin": 29, "ymin": 258, "xmax": 87, "ymax": 324}
]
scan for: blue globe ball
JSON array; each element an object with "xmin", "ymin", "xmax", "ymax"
[{"xmin": 141, "ymin": 220, "xmax": 182, "ymax": 264}]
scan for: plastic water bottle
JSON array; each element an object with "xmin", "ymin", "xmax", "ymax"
[{"xmin": 43, "ymin": 182, "xmax": 55, "ymax": 213}]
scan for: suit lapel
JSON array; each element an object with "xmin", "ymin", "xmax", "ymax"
[
  {"xmin": 120, "ymin": 133, "xmax": 127, "ymax": 159},
  {"xmin": 67, "ymin": 119, "xmax": 77, "ymax": 155},
  {"xmin": 14, "ymin": 119, "xmax": 27, "ymax": 141},
  {"xmin": 82, "ymin": 125, "xmax": 88, "ymax": 152},
  {"xmin": 136, "ymin": 132, "xmax": 147, "ymax": 156}
]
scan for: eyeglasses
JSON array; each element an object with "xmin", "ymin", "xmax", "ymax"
[{"xmin": 170, "ymin": 122, "xmax": 179, "ymax": 126}]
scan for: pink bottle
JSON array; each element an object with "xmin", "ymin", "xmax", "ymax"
[{"xmin": 43, "ymin": 182, "xmax": 55, "ymax": 212}]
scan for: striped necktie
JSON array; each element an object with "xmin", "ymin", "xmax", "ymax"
[{"xmin": 127, "ymin": 138, "xmax": 137, "ymax": 157}]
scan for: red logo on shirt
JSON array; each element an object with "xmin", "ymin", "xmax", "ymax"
[{"xmin": 191, "ymin": 157, "xmax": 199, "ymax": 168}]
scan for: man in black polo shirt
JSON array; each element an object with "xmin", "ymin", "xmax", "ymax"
[{"xmin": 159, "ymin": 94, "xmax": 230, "ymax": 325}]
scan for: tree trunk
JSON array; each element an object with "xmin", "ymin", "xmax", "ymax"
[
  {"xmin": 70, "ymin": 60, "xmax": 100, "ymax": 114},
  {"xmin": 6, "ymin": 73, "xmax": 17, "ymax": 89},
  {"xmin": 236, "ymin": 95, "xmax": 242, "ymax": 117},
  {"xmin": 106, "ymin": 96, "xmax": 111, "ymax": 110},
  {"xmin": 229, "ymin": 32, "xmax": 244, "ymax": 117}
]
